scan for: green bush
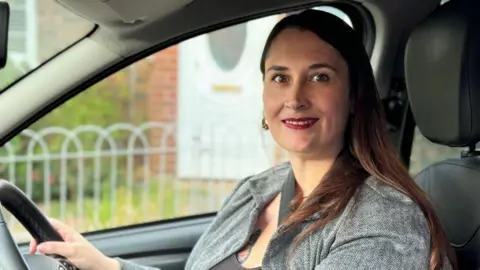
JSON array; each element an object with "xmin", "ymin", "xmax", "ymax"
[{"xmin": 1, "ymin": 65, "xmax": 150, "ymax": 203}]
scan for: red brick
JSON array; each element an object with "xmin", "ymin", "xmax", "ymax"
[{"xmin": 146, "ymin": 46, "xmax": 179, "ymax": 173}]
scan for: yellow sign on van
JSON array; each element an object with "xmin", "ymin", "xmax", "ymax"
[{"xmin": 212, "ymin": 84, "xmax": 241, "ymax": 92}]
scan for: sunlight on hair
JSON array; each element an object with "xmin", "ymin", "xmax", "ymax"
[{"xmin": 313, "ymin": 6, "xmax": 353, "ymax": 28}]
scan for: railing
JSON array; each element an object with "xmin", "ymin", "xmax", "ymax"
[{"xmin": 0, "ymin": 122, "xmax": 270, "ymax": 242}]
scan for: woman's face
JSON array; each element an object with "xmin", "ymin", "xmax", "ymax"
[{"xmin": 263, "ymin": 28, "xmax": 351, "ymax": 158}]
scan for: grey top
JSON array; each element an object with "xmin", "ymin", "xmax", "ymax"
[{"xmin": 116, "ymin": 162, "xmax": 452, "ymax": 270}]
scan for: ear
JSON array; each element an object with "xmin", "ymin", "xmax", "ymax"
[{"xmin": 262, "ymin": 117, "xmax": 269, "ymax": 130}]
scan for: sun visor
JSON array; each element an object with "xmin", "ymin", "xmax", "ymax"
[{"xmin": 57, "ymin": 0, "xmax": 194, "ymax": 25}]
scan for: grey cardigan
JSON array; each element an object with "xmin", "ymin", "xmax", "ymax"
[{"xmin": 117, "ymin": 162, "xmax": 450, "ymax": 270}]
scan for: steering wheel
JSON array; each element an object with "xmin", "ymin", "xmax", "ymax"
[{"xmin": 0, "ymin": 179, "xmax": 77, "ymax": 270}]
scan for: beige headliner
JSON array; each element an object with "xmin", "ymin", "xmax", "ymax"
[{"xmin": 0, "ymin": 0, "xmax": 441, "ymax": 142}]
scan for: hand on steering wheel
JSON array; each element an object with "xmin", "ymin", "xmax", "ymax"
[
  {"xmin": 0, "ymin": 179, "xmax": 120, "ymax": 270},
  {"xmin": 29, "ymin": 218, "xmax": 120, "ymax": 270}
]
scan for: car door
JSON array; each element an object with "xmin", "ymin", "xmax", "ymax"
[{"xmin": 1, "ymin": 4, "xmax": 358, "ymax": 270}]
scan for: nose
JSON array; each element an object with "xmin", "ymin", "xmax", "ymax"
[{"xmin": 284, "ymin": 82, "xmax": 310, "ymax": 110}]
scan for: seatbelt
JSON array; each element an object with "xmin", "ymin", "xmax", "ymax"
[{"xmin": 278, "ymin": 170, "xmax": 296, "ymax": 226}]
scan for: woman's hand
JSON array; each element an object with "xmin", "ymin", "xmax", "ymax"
[{"xmin": 29, "ymin": 218, "xmax": 120, "ymax": 270}]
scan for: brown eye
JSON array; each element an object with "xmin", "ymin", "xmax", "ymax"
[
  {"xmin": 311, "ymin": 73, "xmax": 330, "ymax": 82},
  {"xmin": 272, "ymin": 74, "xmax": 288, "ymax": 83}
]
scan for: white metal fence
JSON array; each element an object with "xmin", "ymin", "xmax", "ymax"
[
  {"xmin": 0, "ymin": 122, "xmax": 260, "ymax": 241},
  {"xmin": 0, "ymin": 122, "xmax": 285, "ymax": 241}
]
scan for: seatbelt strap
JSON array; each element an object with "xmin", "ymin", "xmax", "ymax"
[{"xmin": 278, "ymin": 169, "xmax": 296, "ymax": 226}]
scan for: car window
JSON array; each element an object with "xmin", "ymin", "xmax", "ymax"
[
  {"xmin": 409, "ymin": 127, "xmax": 463, "ymax": 175},
  {"xmin": 0, "ymin": 0, "xmax": 94, "ymax": 89},
  {"xmin": 1, "ymin": 6, "xmax": 355, "ymax": 243}
]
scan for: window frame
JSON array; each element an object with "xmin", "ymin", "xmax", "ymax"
[{"xmin": 3, "ymin": 2, "xmax": 376, "ymax": 239}]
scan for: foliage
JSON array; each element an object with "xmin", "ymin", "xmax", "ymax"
[
  {"xmin": 0, "ymin": 66, "xmax": 149, "ymax": 202},
  {"xmin": 0, "ymin": 59, "xmax": 24, "ymax": 89},
  {"xmin": 8, "ymin": 176, "xmax": 206, "ymax": 243},
  {"xmin": 33, "ymin": 69, "xmax": 133, "ymax": 129}
]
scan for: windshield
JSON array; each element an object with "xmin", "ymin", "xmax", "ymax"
[{"xmin": 0, "ymin": 0, "xmax": 94, "ymax": 89}]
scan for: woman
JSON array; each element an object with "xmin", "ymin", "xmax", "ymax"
[{"xmin": 30, "ymin": 9, "xmax": 456, "ymax": 270}]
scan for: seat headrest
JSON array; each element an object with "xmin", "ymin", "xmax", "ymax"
[{"xmin": 405, "ymin": 0, "xmax": 480, "ymax": 147}]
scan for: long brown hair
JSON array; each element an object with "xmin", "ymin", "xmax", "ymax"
[{"xmin": 260, "ymin": 9, "xmax": 456, "ymax": 270}]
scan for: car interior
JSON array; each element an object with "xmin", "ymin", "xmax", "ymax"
[
  {"xmin": 406, "ymin": 0, "xmax": 480, "ymax": 268},
  {"xmin": 0, "ymin": 0, "xmax": 477, "ymax": 269}
]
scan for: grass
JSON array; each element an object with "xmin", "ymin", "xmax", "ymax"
[{"xmin": 5, "ymin": 177, "xmax": 234, "ymax": 243}]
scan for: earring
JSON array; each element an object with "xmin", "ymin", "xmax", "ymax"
[{"xmin": 262, "ymin": 117, "xmax": 269, "ymax": 130}]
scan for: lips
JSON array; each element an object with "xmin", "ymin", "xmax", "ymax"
[{"xmin": 281, "ymin": 117, "xmax": 319, "ymax": 130}]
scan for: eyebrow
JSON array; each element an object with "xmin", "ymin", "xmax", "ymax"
[{"xmin": 267, "ymin": 63, "xmax": 338, "ymax": 72}]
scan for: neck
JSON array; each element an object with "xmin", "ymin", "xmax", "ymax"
[{"xmin": 289, "ymin": 150, "xmax": 341, "ymax": 197}]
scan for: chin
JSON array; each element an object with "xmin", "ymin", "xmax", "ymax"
[
  {"xmin": 281, "ymin": 141, "xmax": 314, "ymax": 154},
  {"xmin": 274, "ymin": 133, "xmax": 317, "ymax": 153}
]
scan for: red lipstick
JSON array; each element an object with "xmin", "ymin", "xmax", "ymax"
[{"xmin": 281, "ymin": 117, "xmax": 319, "ymax": 130}]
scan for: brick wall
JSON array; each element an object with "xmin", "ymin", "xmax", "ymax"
[{"xmin": 147, "ymin": 46, "xmax": 179, "ymax": 174}]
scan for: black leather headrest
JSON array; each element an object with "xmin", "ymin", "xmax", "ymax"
[{"xmin": 405, "ymin": 0, "xmax": 480, "ymax": 147}]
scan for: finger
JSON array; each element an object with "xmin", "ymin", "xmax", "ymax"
[
  {"xmin": 37, "ymin": 241, "xmax": 75, "ymax": 258},
  {"xmin": 29, "ymin": 239, "xmax": 37, "ymax": 254},
  {"xmin": 45, "ymin": 218, "xmax": 80, "ymax": 241},
  {"xmin": 46, "ymin": 217, "xmax": 70, "ymax": 231}
]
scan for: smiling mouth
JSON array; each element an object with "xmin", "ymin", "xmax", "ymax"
[{"xmin": 281, "ymin": 118, "xmax": 319, "ymax": 130}]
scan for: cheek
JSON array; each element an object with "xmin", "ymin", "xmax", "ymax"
[
  {"xmin": 314, "ymin": 88, "xmax": 350, "ymax": 121},
  {"xmin": 333, "ymin": 98, "xmax": 350, "ymax": 127},
  {"xmin": 262, "ymin": 89, "xmax": 283, "ymax": 119}
]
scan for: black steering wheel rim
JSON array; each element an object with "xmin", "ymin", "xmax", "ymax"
[
  {"xmin": 0, "ymin": 179, "xmax": 72, "ymax": 269},
  {"xmin": 0, "ymin": 179, "xmax": 64, "ymax": 242}
]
